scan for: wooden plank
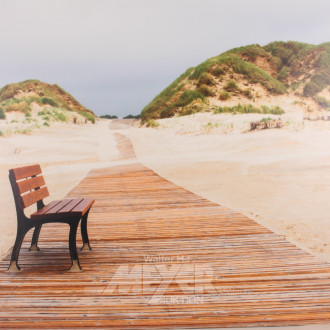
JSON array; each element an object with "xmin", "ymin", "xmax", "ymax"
[
  {"xmin": 57, "ymin": 198, "xmax": 84, "ymax": 214},
  {"xmin": 9, "ymin": 164, "xmax": 42, "ymax": 180},
  {"xmin": 13, "ymin": 175, "xmax": 46, "ymax": 195},
  {"xmin": 18, "ymin": 186, "xmax": 49, "ymax": 209},
  {"xmin": 44, "ymin": 199, "xmax": 73, "ymax": 214},
  {"xmin": 31, "ymin": 200, "xmax": 62, "ymax": 219},
  {"xmin": 71, "ymin": 197, "xmax": 95, "ymax": 216}
]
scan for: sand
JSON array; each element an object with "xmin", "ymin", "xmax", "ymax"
[{"xmin": 126, "ymin": 113, "xmax": 330, "ymax": 263}]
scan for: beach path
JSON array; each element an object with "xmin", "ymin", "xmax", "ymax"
[{"xmin": 0, "ymin": 133, "xmax": 330, "ymax": 328}]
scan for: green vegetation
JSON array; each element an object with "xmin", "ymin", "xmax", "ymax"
[
  {"xmin": 40, "ymin": 97, "xmax": 58, "ymax": 107},
  {"xmin": 176, "ymin": 90, "xmax": 205, "ymax": 107},
  {"xmin": 78, "ymin": 111, "xmax": 95, "ymax": 123},
  {"xmin": 212, "ymin": 67, "xmax": 225, "ymax": 76},
  {"xmin": 219, "ymin": 91, "xmax": 230, "ymax": 100},
  {"xmin": 141, "ymin": 68, "xmax": 193, "ymax": 121},
  {"xmin": 277, "ymin": 66, "xmax": 290, "ymax": 81},
  {"xmin": 100, "ymin": 114, "xmax": 118, "ymax": 119},
  {"xmin": 0, "ymin": 80, "xmax": 96, "ymax": 122},
  {"xmin": 315, "ymin": 96, "xmax": 330, "ymax": 109},
  {"xmin": 242, "ymin": 88, "xmax": 253, "ymax": 99},
  {"xmin": 123, "ymin": 114, "xmax": 141, "ymax": 119},
  {"xmin": 146, "ymin": 119, "xmax": 159, "ymax": 128},
  {"xmin": 224, "ymin": 80, "xmax": 238, "ymax": 92},
  {"xmin": 199, "ymin": 84, "xmax": 215, "ymax": 97},
  {"xmin": 214, "ymin": 104, "xmax": 284, "ymax": 115},
  {"xmin": 198, "ymin": 72, "xmax": 215, "ymax": 86},
  {"xmin": 0, "ymin": 107, "xmax": 5, "ymax": 119},
  {"xmin": 53, "ymin": 109, "xmax": 67, "ymax": 122},
  {"xmin": 0, "ymin": 97, "xmax": 32, "ymax": 113},
  {"xmin": 141, "ymin": 41, "xmax": 329, "ymax": 120}
]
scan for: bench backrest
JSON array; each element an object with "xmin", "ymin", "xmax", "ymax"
[{"xmin": 9, "ymin": 164, "xmax": 49, "ymax": 210}]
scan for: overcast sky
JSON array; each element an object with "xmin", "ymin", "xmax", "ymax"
[{"xmin": 0, "ymin": 0, "xmax": 329, "ymax": 117}]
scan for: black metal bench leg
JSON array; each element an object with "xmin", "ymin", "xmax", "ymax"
[
  {"xmin": 81, "ymin": 209, "xmax": 92, "ymax": 251},
  {"xmin": 69, "ymin": 220, "xmax": 82, "ymax": 272},
  {"xmin": 29, "ymin": 225, "xmax": 42, "ymax": 251},
  {"xmin": 7, "ymin": 228, "xmax": 27, "ymax": 272}
]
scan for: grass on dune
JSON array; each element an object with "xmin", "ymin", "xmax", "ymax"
[{"xmin": 141, "ymin": 41, "xmax": 330, "ymax": 121}]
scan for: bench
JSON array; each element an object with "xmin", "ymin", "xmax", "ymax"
[{"xmin": 8, "ymin": 164, "xmax": 95, "ymax": 272}]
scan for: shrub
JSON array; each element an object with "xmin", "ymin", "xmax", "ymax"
[
  {"xmin": 198, "ymin": 72, "xmax": 215, "ymax": 86},
  {"xmin": 291, "ymin": 81, "xmax": 300, "ymax": 91},
  {"xmin": 3, "ymin": 100, "xmax": 31, "ymax": 113},
  {"xmin": 315, "ymin": 96, "xmax": 330, "ymax": 108},
  {"xmin": 25, "ymin": 112, "xmax": 31, "ymax": 118},
  {"xmin": 224, "ymin": 80, "xmax": 238, "ymax": 92},
  {"xmin": 43, "ymin": 122, "xmax": 50, "ymax": 126},
  {"xmin": 53, "ymin": 110, "xmax": 67, "ymax": 122},
  {"xmin": 146, "ymin": 119, "xmax": 159, "ymax": 128},
  {"xmin": 277, "ymin": 66, "xmax": 290, "ymax": 82},
  {"xmin": 219, "ymin": 91, "xmax": 230, "ymax": 100},
  {"xmin": 160, "ymin": 106, "xmax": 176, "ymax": 118},
  {"xmin": 123, "ymin": 114, "xmax": 140, "ymax": 119},
  {"xmin": 198, "ymin": 84, "xmax": 215, "ymax": 97},
  {"xmin": 40, "ymin": 97, "xmax": 58, "ymax": 107},
  {"xmin": 0, "ymin": 107, "xmax": 5, "ymax": 119},
  {"xmin": 100, "ymin": 114, "xmax": 118, "ymax": 119},
  {"xmin": 212, "ymin": 67, "xmax": 226, "ymax": 76},
  {"xmin": 0, "ymin": 130, "xmax": 3, "ymax": 136},
  {"xmin": 242, "ymin": 88, "xmax": 253, "ymax": 99},
  {"xmin": 303, "ymin": 81, "xmax": 321, "ymax": 97},
  {"xmin": 175, "ymin": 90, "xmax": 205, "ymax": 107}
]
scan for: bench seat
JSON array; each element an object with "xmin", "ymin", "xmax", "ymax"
[{"xmin": 31, "ymin": 198, "xmax": 95, "ymax": 220}]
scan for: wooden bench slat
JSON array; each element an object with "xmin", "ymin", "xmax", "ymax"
[
  {"xmin": 18, "ymin": 187, "xmax": 50, "ymax": 209},
  {"xmin": 71, "ymin": 197, "xmax": 95, "ymax": 216},
  {"xmin": 57, "ymin": 198, "xmax": 84, "ymax": 214},
  {"xmin": 13, "ymin": 176, "xmax": 46, "ymax": 195},
  {"xmin": 31, "ymin": 200, "xmax": 62, "ymax": 218},
  {"xmin": 44, "ymin": 199, "xmax": 73, "ymax": 215},
  {"xmin": 9, "ymin": 165, "xmax": 42, "ymax": 180}
]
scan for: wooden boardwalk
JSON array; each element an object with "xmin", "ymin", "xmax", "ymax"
[{"xmin": 1, "ymin": 135, "xmax": 330, "ymax": 328}]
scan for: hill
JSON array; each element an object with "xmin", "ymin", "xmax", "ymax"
[
  {"xmin": 0, "ymin": 80, "xmax": 96, "ymax": 127},
  {"xmin": 141, "ymin": 41, "xmax": 330, "ymax": 121}
]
